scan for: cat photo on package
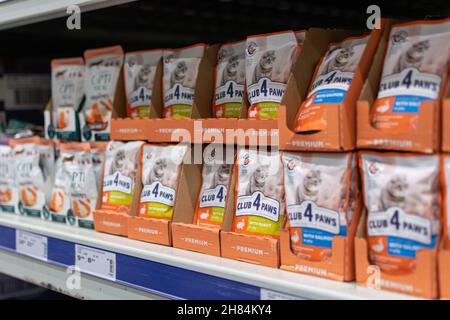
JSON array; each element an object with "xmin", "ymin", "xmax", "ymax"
[
  {"xmin": 213, "ymin": 40, "xmax": 246, "ymax": 118},
  {"xmin": 124, "ymin": 49, "xmax": 162, "ymax": 119},
  {"xmin": 0, "ymin": 146, "xmax": 17, "ymax": 214},
  {"xmin": 233, "ymin": 148, "xmax": 285, "ymax": 238},
  {"xmin": 246, "ymin": 31, "xmax": 298, "ymax": 119},
  {"xmin": 162, "ymin": 44, "xmax": 206, "ymax": 119},
  {"xmin": 370, "ymin": 18, "xmax": 450, "ymax": 132}
]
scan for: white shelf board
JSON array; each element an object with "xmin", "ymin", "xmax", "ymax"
[
  {"xmin": 0, "ymin": 213, "xmax": 417, "ymax": 300},
  {"xmin": 0, "ymin": 0, "xmax": 136, "ymax": 30}
]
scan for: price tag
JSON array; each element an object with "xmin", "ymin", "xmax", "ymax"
[
  {"xmin": 16, "ymin": 230, "xmax": 48, "ymax": 261},
  {"xmin": 260, "ymin": 288, "xmax": 302, "ymax": 300},
  {"xmin": 75, "ymin": 244, "xmax": 116, "ymax": 281}
]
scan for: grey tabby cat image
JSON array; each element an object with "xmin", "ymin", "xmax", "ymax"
[
  {"xmin": 109, "ymin": 150, "xmax": 126, "ymax": 176},
  {"xmin": 221, "ymin": 55, "xmax": 240, "ymax": 86},
  {"xmin": 211, "ymin": 164, "xmax": 232, "ymax": 188},
  {"xmin": 321, "ymin": 47, "xmax": 355, "ymax": 75},
  {"xmin": 170, "ymin": 60, "xmax": 188, "ymax": 88},
  {"xmin": 393, "ymin": 40, "xmax": 430, "ymax": 74},
  {"xmin": 380, "ymin": 174, "xmax": 408, "ymax": 211},
  {"xmin": 252, "ymin": 50, "xmax": 276, "ymax": 83},
  {"xmin": 246, "ymin": 165, "xmax": 269, "ymax": 194},
  {"xmin": 145, "ymin": 158, "xmax": 168, "ymax": 185},
  {"xmin": 297, "ymin": 169, "xmax": 321, "ymax": 204},
  {"xmin": 134, "ymin": 64, "xmax": 152, "ymax": 91}
]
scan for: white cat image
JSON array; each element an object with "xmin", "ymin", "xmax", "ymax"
[
  {"xmin": 211, "ymin": 164, "xmax": 232, "ymax": 188},
  {"xmin": 297, "ymin": 169, "xmax": 321, "ymax": 204},
  {"xmin": 393, "ymin": 40, "xmax": 430, "ymax": 74},
  {"xmin": 246, "ymin": 164, "xmax": 269, "ymax": 195},
  {"xmin": 252, "ymin": 50, "xmax": 276, "ymax": 83},
  {"xmin": 170, "ymin": 60, "xmax": 188, "ymax": 88},
  {"xmin": 145, "ymin": 158, "xmax": 168, "ymax": 185},
  {"xmin": 221, "ymin": 55, "xmax": 240, "ymax": 86},
  {"xmin": 322, "ymin": 46, "xmax": 355, "ymax": 75}
]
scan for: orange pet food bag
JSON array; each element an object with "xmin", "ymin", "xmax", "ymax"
[
  {"xmin": 360, "ymin": 152, "xmax": 440, "ymax": 275},
  {"xmin": 370, "ymin": 18, "xmax": 450, "ymax": 132},
  {"xmin": 294, "ymin": 34, "xmax": 370, "ymax": 132},
  {"xmin": 233, "ymin": 148, "xmax": 284, "ymax": 238},
  {"xmin": 0, "ymin": 145, "xmax": 17, "ymax": 214}
]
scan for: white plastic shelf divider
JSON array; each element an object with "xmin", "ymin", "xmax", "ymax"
[
  {"xmin": 0, "ymin": 213, "xmax": 416, "ymax": 300},
  {"xmin": 0, "ymin": 0, "xmax": 136, "ymax": 30}
]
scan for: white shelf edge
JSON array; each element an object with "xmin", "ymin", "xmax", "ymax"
[
  {"xmin": 0, "ymin": 0, "xmax": 137, "ymax": 30},
  {"xmin": 0, "ymin": 214, "xmax": 418, "ymax": 300}
]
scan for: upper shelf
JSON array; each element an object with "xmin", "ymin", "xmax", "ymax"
[{"xmin": 0, "ymin": 0, "xmax": 135, "ymax": 30}]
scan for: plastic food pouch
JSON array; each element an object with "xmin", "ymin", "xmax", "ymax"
[
  {"xmin": 89, "ymin": 142, "xmax": 108, "ymax": 191},
  {"xmin": 294, "ymin": 35, "xmax": 370, "ymax": 132},
  {"xmin": 11, "ymin": 137, "xmax": 53, "ymax": 219},
  {"xmin": 370, "ymin": 18, "xmax": 450, "ymax": 132},
  {"xmin": 51, "ymin": 57, "xmax": 85, "ymax": 140},
  {"xmin": 124, "ymin": 50, "xmax": 162, "ymax": 119},
  {"xmin": 194, "ymin": 145, "xmax": 234, "ymax": 228},
  {"xmin": 282, "ymin": 152, "xmax": 351, "ymax": 261},
  {"xmin": 81, "ymin": 46, "xmax": 124, "ymax": 141},
  {"xmin": 213, "ymin": 40, "xmax": 246, "ymax": 118},
  {"xmin": 138, "ymin": 144, "xmax": 188, "ymax": 220},
  {"xmin": 162, "ymin": 44, "xmax": 206, "ymax": 119},
  {"xmin": 246, "ymin": 31, "xmax": 297, "ymax": 119},
  {"xmin": 360, "ymin": 152, "xmax": 440, "ymax": 275},
  {"xmin": 0, "ymin": 146, "xmax": 17, "ymax": 214},
  {"xmin": 233, "ymin": 149, "xmax": 284, "ymax": 238},
  {"xmin": 101, "ymin": 141, "xmax": 144, "ymax": 214}
]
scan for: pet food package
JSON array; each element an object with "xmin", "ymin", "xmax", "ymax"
[
  {"xmin": 360, "ymin": 152, "xmax": 440, "ymax": 275},
  {"xmin": 51, "ymin": 57, "xmax": 85, "ymax": 140},
  {"xmin": 138, "ymin": 144, "xmax": 188, "ymax": 220},
  {"xmin": 80, "ymin": 46, "xmax": 124, "ymax": 141},
  {"xmin": 294, "ymin": 35, "xmax": 370, "ymax": 132},
  {"xmin": 213, "ymin": 40, "xmax": 246, "ymax": 118},
  {"xmin": 101, "ymin": 141, "xmax": 144, "ymax": 215},
  {"xmin": 370, "ymin": 18, "xmax": 450, "ymax": 132},
  {"xmin": 162, "ymin": 44, "xmax": 206, "ymax": 119},
  {"xmin": 10, "ymin": 138, "xmax": 55, "ymax": 219},
  {"xmin": 90, "ymin": 142, "xmax": 107, "ymax": 191},
  {"xmin": 124, "ymin": 50, "xmax": 163, "ymax": 119},
  {"xmin": 0, "ymin": 146, "xmax": 17, "ymax": 214},
  {"xmin": 50, "ymin": 143, "xmax": 97, "ymax": 228},
  {"xmin": 194, "ymin": 158, "xmax": 233, "ymax": 227},
  {"xmin": 246, "ymin": 31, "xmax": 297, "ymax": 119},
  {"xmin": 233, "ymin": 149, "xmax": 284, "ymax": 238},
  {"xmin": 282, "ymin": 152, "xmax": 353, "ymax": 261},
  {"xmin": 443, "ymin": 155, "xmax": 450, "ymax": 248}
]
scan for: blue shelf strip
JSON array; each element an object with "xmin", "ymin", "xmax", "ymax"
[{"xmin": 0, "ymin": 224, "xmax": 288, "ymax": 300}]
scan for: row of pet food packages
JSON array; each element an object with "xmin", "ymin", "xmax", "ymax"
[
  {"xmin": 1, "ymin": 138, "xmax": 449, "ymax": 297},
  {"xmin": 47, "ymin": 17, "xmax": 450, "ymax": 146}
]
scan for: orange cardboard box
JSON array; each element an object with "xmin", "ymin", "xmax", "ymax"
[
  {"xmin": 357, "ymin": 22, "xmax": 442, "ymax": 154},
  {"xmin": 439, "ymin": 246, "xmax": 450, "ymax": 299},
  {"xmin": 280, "ymin": 181, "xmax": 362, "ymax": 281},
  {"xmin": 441, "ymin": 82, "xmax": 450, "ymax": 152},
  {"xmin": 110, "ymin": 45, "xmax": 219, "ymax": 142},
  {"xmin": 355, "ymin": 211, "xmax": 438, "ymax": 299},
  {"xmin": 128, "ymin": 148, "xmax": 203, "ymax": 247},
  {"xmin": 219, "ymin": 169, "xmax": 279, "ymax": 268}
]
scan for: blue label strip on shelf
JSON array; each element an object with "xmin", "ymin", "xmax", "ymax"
[{"xmin": 0, "ymin": 224, "xmax": 276, "ymax": 300}]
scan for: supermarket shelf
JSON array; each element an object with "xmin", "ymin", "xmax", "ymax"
[
  {"xmin": 0, "ymin": 213, "xmax": 416, "ymax": 300},
  {"xmin": 0, "ymin": 0, "xmax": 136, "ymax": 30}
]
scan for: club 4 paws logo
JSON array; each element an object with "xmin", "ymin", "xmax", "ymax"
[
  {"xmin": 392, "ymin": 31, "xmax": 408, "ymax": 45},
  {"xmin": 368, "ymin": 161, "xmax": 380, "ymax": 175},
  {"xmin": 246, "ymin": 41, "xmax": 258, "ymax": 56}
]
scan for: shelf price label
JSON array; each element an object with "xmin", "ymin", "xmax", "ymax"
[
  {"xmin": 75, "ymin": 244, "xmax": 116, "ymax": 281},
  {"xmin": 260, "ymin": 288, "xmax": 302, "ymax": 300},
  {"xmin": 16, "ymin": 230, "xmax": 48, "ymax": 262}
]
